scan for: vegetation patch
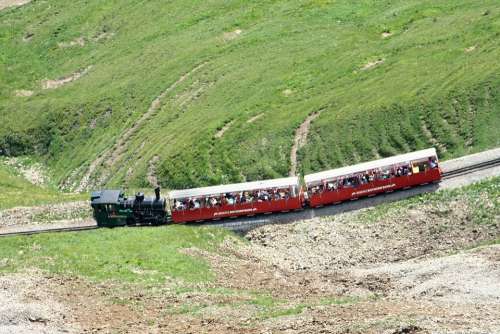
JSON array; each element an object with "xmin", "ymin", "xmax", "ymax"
[
  {"xmin": 355, "ymin": 177, "xmax": 500, "ymax": 226},
  {"xmin": 0, "ymin": 163, "xmax": 85, "ymax": 210},
  {"xmin": 0, "ymin": 225, "xmax": 235, "ymax": 283},
  {"xmin": 1, "ymin": 0, "xmax": 498, "ymax": 189}
]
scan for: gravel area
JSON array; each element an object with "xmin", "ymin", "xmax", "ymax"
[
  {"xmin": 352, "ymin": 244, "xmax": 500, "ymax": 304},
  {"xmin": 0, "ymin": 201, "xmax": 91, "ymax": 228},
  {"xmin": 0, "ymin": 271, "xmax": 78, "ymax": 334},
  {"xmin": 244, "ymin": 196, "xmax": 499, "ymax": 272}
]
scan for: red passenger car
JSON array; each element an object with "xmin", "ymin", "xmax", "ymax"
[
  {"xmin": 169, "ymin": 177, "xmax": 303, "ymax": 223},
  {"xmin": 304, "ymin": 148, "xmax": 441, "ymax": 207}
]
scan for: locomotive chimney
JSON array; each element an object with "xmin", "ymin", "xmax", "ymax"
[{"xmin": 154, "ymin": 187, "xmax": 160, "ymax": 201}]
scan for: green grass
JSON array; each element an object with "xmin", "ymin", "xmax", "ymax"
[
  {"xmin": 0, "ymin": 164, "xmax": 86, "ymax": 209},
  {"xmin": 354, "ymin": 176, "xmax": 500, "ymax": 225},
  {"xmin": 0, "ymin": 225, "xmax": 235, "ymax": 284},
  {"xmin": 1, "ymin": 0, "xmax": 499, "ymax": 190},
  {"xmin": 162, "ymin": 288, "xmax": 359, "ymax": 319}
]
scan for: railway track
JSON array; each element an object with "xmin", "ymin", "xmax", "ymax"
[
  {"xmin": 1, "ymin": 156, "xmax": 499, "ymax": 237},
  {"xmin": 0, "ymin": 224, "xmax": 98, "ymax": 238},
  {"xmin": 441, "ymin": 157, "xmax": 500, "ymax": 179}
]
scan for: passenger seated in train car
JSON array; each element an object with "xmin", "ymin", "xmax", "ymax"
[
  {"xmin": 194, "ymin": 199, "xmax": 201, "ymax": 209},
  {"xmin": 327, "ymin": 181, "xmax": 337, "ymax": 191},
  {"xmin": 429, "ymin": 157, "xmax": 438, "ymax": 169},
  {"xmin": 274, "ymin": 190, "xmax": 282, "ymax": 199},
  {"xmin": 225, "ymin": 193, "xmax": 235, "ymax": 205},
  {"xmin": 175, "ymin": 199, "xmax": 188, "ymax": 211},
  {"xmin": 279, "ymin": 189, "xmax": 290, "ymax": 199},
  {"xmin": 174, "ymin": 199, "xmax": 183, "ymax": 211},
  {"xmin": 257, "ymin": 190, "xmax": 269, "ymax": 201},
  {"xmin": 209, "ymin": 197, "xmax": 219, "ymax": 207}
]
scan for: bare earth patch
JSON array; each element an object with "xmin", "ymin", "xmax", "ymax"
[
  {"xmin": 352, "ymin": 245, "xmax": 500, "ymax": 304},
  {"xmin": 14, "ymin": 89, "xmax": 33, "ymax": 97},
  {"xmin": 223, "ymin": 28, "xmax": 242, "ymax": 42},
  {"xmin": 0, "ymin": 0, "xmax": 30, "ymax": 11},
  {"xmin": 289, "ymin": 111, "xmax": 321, "ymax": 176},
  {"xmin": 147, "ymin": 155, "xmax": 160, "ymax": 187},
  {"xmin": 244, "ymin": 196, "xmax": 499, "ymax": 272},
  {"xmin": 361, "ymin": 58, "xmax": 384, "ymax": 70},
  {"xmin": 4, "ymin": 157, "xmax": 47, "ymax": 186},
  {"xmin": 93, "ymin": 31, "xmax": 114, "ymax": 41},
  {"xmin": 0, "ymin": 271, "xmax": 78, "ymax": 333},
  {"xmin": 57, "ymin": 37, "xmax": 85, "ymax": 48},
  {"xmin": 173, "ymin": 80, "xmax": 214, "ymax": 108},
  {"xmin": 420, "ymin": 119, "xmax": 447, "ymax": 153},
  {"xmin": 465, "ymin": 45, "xmax": 477, "ymax": 53},
  {"xmin": 215, "ymin": 121, "xmax": 234, "ymax": 139},
  {"xmin": 0, "ymin": 201, "xmax": 91, "ymax": 227},
  {"xmin": 247, "ymin": 113, "xmax": 264, "ymax": 123},
  {"xmin": 41, "ymin": 66, "xmax": 92, "ymax": 90}
]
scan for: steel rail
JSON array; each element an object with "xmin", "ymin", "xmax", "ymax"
[
  {"xmin": 441, "ymin": 157, "xmax": 500, "ymax": 179},
  {"xmin": 1, "ymin": 156, "xmax": 499, "ymax": 237},
  {"xmin": 0, "ymin": 224, "xmax": 98, "ymax": 238}
]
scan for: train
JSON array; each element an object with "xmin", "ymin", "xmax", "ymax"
[{"xmin": 91, "ymin": 148, "xmax": 442, "ymax": 227}]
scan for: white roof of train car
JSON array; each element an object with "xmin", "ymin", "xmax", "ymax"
[
  {"xmin": 169, "ymin": 176, "xmax": 300, "ymax": 199},
  {"xmin": 304, "ymin": 148, "xmax": 437, "ymax": 184}
]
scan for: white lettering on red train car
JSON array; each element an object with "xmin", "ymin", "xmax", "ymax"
[
  {"xmin": 213, "ymin": 208, "xmax": 258, "ymax": 217},
  {"xmin": 352, "ymin": 183, "xmax": 396, "ymax": 197}
]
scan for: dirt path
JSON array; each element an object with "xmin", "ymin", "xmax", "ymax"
[
  {"xmin": 147, "ymin": 155, "xmax": 160, "ymax": 187},
  {"xmin": 247, "ymin": 113, "xmax": 263, "ymax": 123},
  {"xmin": 361, "ymin": 58, "xmax": 384, "ymax": 70},
  {"xmin": 0, "ymin": 0, "xmax": 30, "ymax": 11},
  {"xmin": 420, "ymin": 118, "xmax": 447, "ymax": 153},
  {"xmin": 57, "ymin": 37, "xmax": 85, "ymax": 48},
  {"xmin": 41, "ymin": 66, "xmax": 92, "ymax": 90},
  {"xmin": 215, "ymin": 120, "xmax": 233, "ymax": 138},
  {"xmin": 14, "ymin": 89, "xmax": 33, "ymax": 97},
  {"xmin": 289, "ymin": 111, "xmax": 321, "ymax": 176},
  {"xmin": 75, "ymin": 62, "xmax": 207, "ymax": 192}
]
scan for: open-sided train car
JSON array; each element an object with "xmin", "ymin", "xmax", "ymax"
[
  {"xmin": 169, "ymin": 177, "xmax": 303, "ymax": 223},
  {"xmin": 304, "ymin": 148, "xmax": 441, "ymax": 207}
]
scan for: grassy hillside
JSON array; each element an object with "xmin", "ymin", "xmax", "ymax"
[
  {"xmin": 0, "ymin": 162, "xmax": 85, "ymax": 209},
  {"xmin": 1, "ymin": 0, "xmax": 499, "ymax": 190},
  {"xmin": 0, "ymin": 225, "xmax": 234, "ymax": 283}
]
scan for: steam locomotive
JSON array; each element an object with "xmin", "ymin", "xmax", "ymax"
[{"xmin": 91, "ymin": 187, "xmax": 168, "ymax": 227}]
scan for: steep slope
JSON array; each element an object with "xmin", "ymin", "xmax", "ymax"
[{"xmin": 1, "ymin": 0, "xmax": 499, "ymax": 190}]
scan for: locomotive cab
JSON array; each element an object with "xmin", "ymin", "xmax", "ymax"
[{"xmin": 91, "ymin": 190, "xmax": 130, "ymax": 227}]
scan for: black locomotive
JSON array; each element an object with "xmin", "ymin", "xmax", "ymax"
[{"xmin": 90, "ymin": 187, "xmax": 168, "ymax": 227}]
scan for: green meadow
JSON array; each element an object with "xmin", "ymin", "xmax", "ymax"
[
  {"xmin": 0, "ymin": 163, "xmax": 85, "ymax": 209},
  {"xmin": 1, "ymin": 0, "xmax": 499, "ymax": 190}
]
